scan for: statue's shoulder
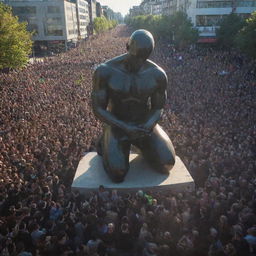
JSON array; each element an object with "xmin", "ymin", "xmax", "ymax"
[
  {"xmin": 94, "ymin": 63, "xmax": 111, "ymax": 78},
  {"xmin": 146, "ymin": 60, "xmax": 167, "ymax": 80},
  {"xmin": 95, "ymin": 54, "xmax": 126, "ymax": 76},
  {"xmin": 105, "ymin": 54, "xmax": 126, "ymax": 66}
]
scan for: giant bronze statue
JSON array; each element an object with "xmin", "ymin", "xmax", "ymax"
[{"xmin": 92, "ymin": 29, "xmax": 175, "ymax": 183}]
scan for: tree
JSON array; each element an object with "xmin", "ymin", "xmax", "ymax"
[
  {"xmin": 0, "ymin": 3, "xmax": 33, "ymax": 70},
  {"xmin": 169, "ymin": 11, "xmax": 199, "ymax": 48},
  {"xmin": 93, "ymin": 16, "xmax": 117, "ymax": 34},
  {"xmin": 125, "ymin": 12, "xmax": 198, "ymax": 49},
  {"xmin": 216, "ymin": 13, "xmax": 245, "ymax": 48},
  {"xmin": 235, "ymin": 11, "xmax": 256, "ymax": 58}
]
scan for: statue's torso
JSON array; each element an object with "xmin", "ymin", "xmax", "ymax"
[{"xmin": 104, "ymin": 60, "xmax": 161, "ymax": 124}]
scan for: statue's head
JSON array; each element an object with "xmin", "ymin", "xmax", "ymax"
[{"xmin": 127, "ymin": 29, "xmax": 155, "ymax": 61}]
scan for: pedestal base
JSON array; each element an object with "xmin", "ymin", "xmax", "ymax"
[{"xmin": 71, "ymin": 153, "xmax": 194, "ymax": 194}]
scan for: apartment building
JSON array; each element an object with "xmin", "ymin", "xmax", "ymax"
[
  {"xmin": 140, "ymin": 0, "xmax": 176, "ymax": 15},
  {"xmin": 129, "ymin": 5, "xmax": 143, "ymax": 16},
  {"xmin": 77, "ymin": 0, "xmax": 89, "ymax": 39},
  {"xmin": 130, "ymin": 0, "xmax": 256, "ymax": 41},
  {"xmin": 187, "ymin": 0, "xmax": 256, "ymax": 39},
  {"xmin": 0, "ymin": 0, "xmax": 100, "ymax": 52}
]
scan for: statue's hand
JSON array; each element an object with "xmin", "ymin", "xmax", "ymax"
[
  {"xmin": 124, "ymin": 125, "xmax": 149, "ymax": 140},
  {"xmin": 138, "ymin": 123, "xmax": 154, "ymax": 134}
]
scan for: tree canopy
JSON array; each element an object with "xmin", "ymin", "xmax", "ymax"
[
  {"xmin": 125, "ymin": 11, "xmax": 198, "ymax": 49},
  {"xmin": 235, "ymin": 11, "xmax": 256, "ymax": 58},
  {"xmin": 0, "ymin": 3, "xmax": 33, "ymax": 70},
  {"xmin": 216, "ymin": 13, "xmax": 245, "ymax": 48},
  {"xmin": 93, "ymin": 16, "xmax": 117, "ymax": 34},
  {"xmin": 169, "ymin": 12, "xmax": 198, "ymax": 49}
]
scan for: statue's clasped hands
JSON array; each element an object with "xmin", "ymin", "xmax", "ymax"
[{"xmin": 124, "ymin": 124, "xmax": 152, "ymax": 140}]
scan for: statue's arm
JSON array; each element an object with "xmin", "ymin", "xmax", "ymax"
[
  {"xmin": 92, "ymin": 65, "xmax": 126, "ymax": 131},
  {"xmin": 141, "ymin": 70, "xmax": 167, "ymax": 132}
]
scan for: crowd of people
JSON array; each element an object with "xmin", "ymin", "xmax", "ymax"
[{"xmin": 0, "ymin": 25, "xmax": 256, "ymax": 256}]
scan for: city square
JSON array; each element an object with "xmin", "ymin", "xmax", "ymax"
[{"xmin": 0, "ymin": 0, "xmax": 256, "ymax": 255}]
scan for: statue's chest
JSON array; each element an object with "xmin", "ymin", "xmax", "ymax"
[{"xmin": 108, "ymin": 72, "xmax": 156, "ymax": 98}]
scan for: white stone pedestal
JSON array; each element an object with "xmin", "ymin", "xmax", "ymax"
[{"xmin": 72, "ymin": 152, "xmax": 194, "ymax": 194}]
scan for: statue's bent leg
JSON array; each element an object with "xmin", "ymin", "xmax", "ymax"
[
  {"xmin": 96, "ymin": 134, "xmax": 103, "ymax": 156},
  {"xmin": 102, "ymin": 127, "xmax": 131, "ymax": 183},
  {"xmin": 134, "ymin": 124, "xmax": 175, "ymax": 174}
]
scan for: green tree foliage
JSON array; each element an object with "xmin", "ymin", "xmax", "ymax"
[
  {"xmin": 169, "ymin": 12, "xmax": 199, "ymax": 49},
  {"xmin": 235, "ymin": 11, "xmax": 256, "ymax": 58},
  {"xmin": 216, "ymin": 13, "xmax": 245, "ymax": 48},
  {"xmin": 126, "ymin": 11, "xmax": 198, "ymax": 49},
  {"xmin": 0, "ymin": 3, "xmax": 33, "ymax": 69},
  {"xmin": 93, "ymin": 16, "xmax": 117, "ymax": 34}
]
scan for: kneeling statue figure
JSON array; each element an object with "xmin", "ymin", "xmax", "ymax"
[{"xmin": 92, "ymin": 29, "xmax": 176, "ymax": 183}]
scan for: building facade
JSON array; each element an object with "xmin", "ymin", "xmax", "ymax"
[
  {"xmin": 130, "ymin": 0, "xmax": 256, "ymax": 40},
  {"xmin": 187, "ymin": 0, "xmax": 256, "ymax": 39},
  {"xmin": 129, "ymin": 5, "xmax": 143, "ymax": 16},
  {"xmin": 77, "ymin": 0, "xmax": 89, "ymax": 39},
  {"xmin": 3, "ymin": 0, "xmax": 79, "ymax": 51},
  {"xmin": 1, "ymin": 0, "xmax": 94, "ymax": 52},
  {"xmin": 64, "ymin": 0, "xmax": 79, "ymax": 42},
  {"xmin": 139, "ymin": 0, "xmax": 176, "ymax": 15}
]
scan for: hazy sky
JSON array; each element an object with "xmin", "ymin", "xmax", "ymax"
[{"xmin": 98, "ymin": 0, "xmax": 142, "ymax": 16}]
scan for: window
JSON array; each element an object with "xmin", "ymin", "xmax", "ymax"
[
  {"xmin": 45, "ymin": 17, "xmax": 63, "ymax": 36},
  {"xmin": 79, "ymin": 7, "xmax": 86, "ymax": 13},
  {"xmin": 47, "ymin": 6, "xmax": 60, "ymax": 14},
  {"xmin": 237, "ymin": 0, "xmax": 256, "ymax": 7},
  {"xmin": 12, "ymin": 6, "xmax": 36, "ymax": 15},
  {"xmin": 46, "ymin": 17, "xmax": 62, "ymax": 25},
  {"xmin": 79, "ymin": 1, "xmax": 87, "ymax": 7},
  {"xmin": 44, "ymin": 24, "xmax": 63, "ymax": 36},
  {"xmin": 196, "ymin": 15, "xmax": 226, "ymax": 26},
  {"xmin": 197, "ymin": 1, "xmax": 232, "ymax": 8},
  {"xmin": 80, "ymin": 14, "xmax": 87, "ymax": 20}
]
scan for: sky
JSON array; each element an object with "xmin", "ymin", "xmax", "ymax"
[{"xmin": 98, "ymin": 0, "xmax": 142, "ymax": 16}]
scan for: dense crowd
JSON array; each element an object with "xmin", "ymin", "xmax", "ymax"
[{"xmin": 0, "ymin": 25, "xmax": 256, "ymax": 256}]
